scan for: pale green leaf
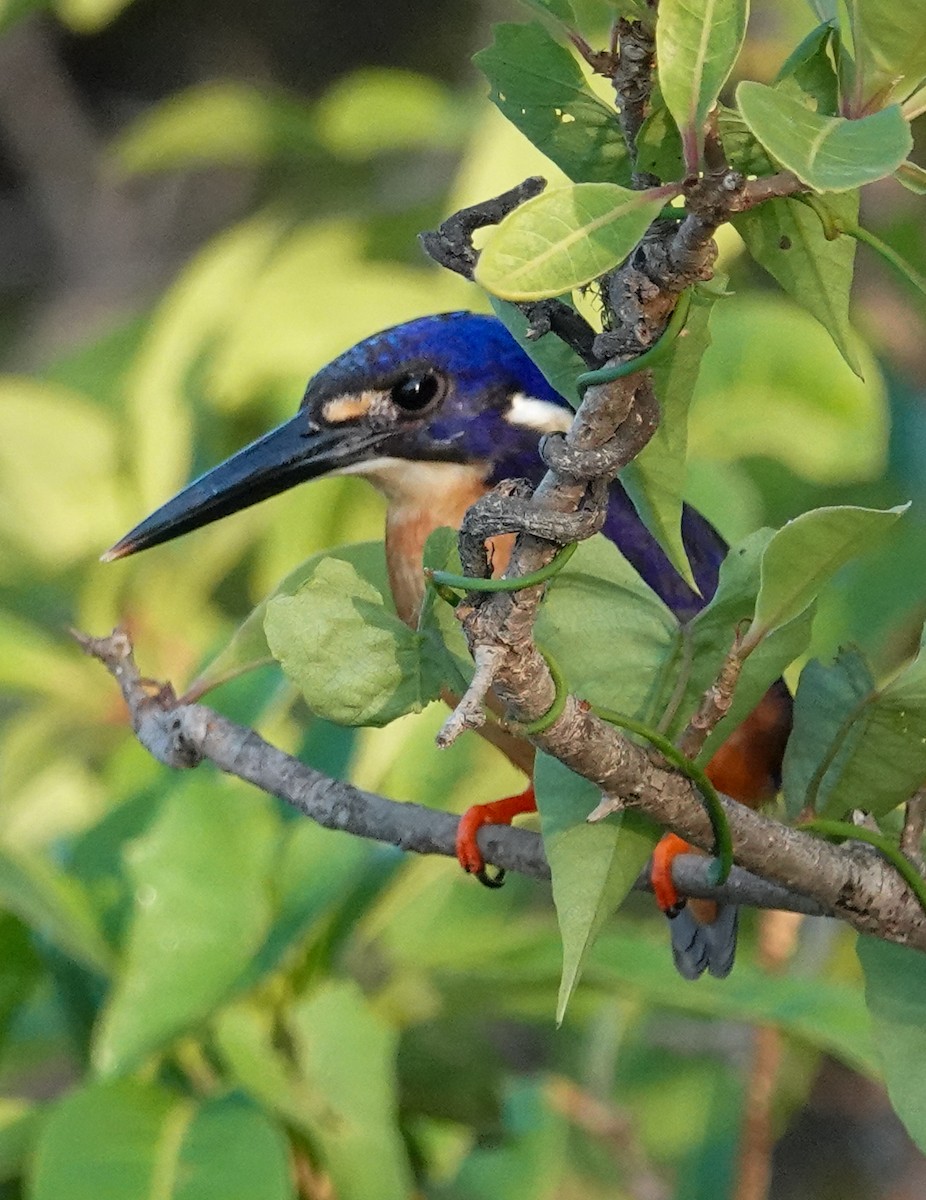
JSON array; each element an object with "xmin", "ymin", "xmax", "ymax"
[
  {"xmin": 0, "ymin": 379, "xmax": 122, "ymax": 567},
  {"xmin": 736, "ymin": 82, "xmax": 912, "ymax": 191},
  {"xmin": 656, "ymin": 0, "xmax": 749, "ymax": 167},
  {"xmin": 519, "ymin": 0, "xmax": 576, "ymax": 22},
  {"xmin": 732, "ymin": 193, "xmax": 861, "ymax": 376},
  {"xmin": 315, "ymin": 69, "xmax": 470, "ymax": 159},
  {"xmin": 774, "ymin": 21, "xmax": 839, "ymax": 113},
  {"xmin": 213, "ymin": 1002, "xmax": 332, "ymax": 1135},
  {"xmin": 287, "ymin": 982, "xmax": 414, "ymax": 1200},
  {"xmin": 747, "ymin": 504, "xmax": 907, "ymax": 645},
  {"xmin": 126, "ymin": 214, "xmax": 285, "ymax": 512},
  {"xmin": 858, "ymin": 936, "xmax": 926, "ymax": 1153},
  {"xmin": 0, "ymin": 844, "xmax": 113, "ymax": 974},
  {"xmin": 188, "ymin": 541, "xmax": 390, "ymax": 696},
  {"xmin": 895, "ymin": 159, "xmax": 926, "ymax": 193},
  {"xmin": 264, "ymin": 557, "xmax": 446, "ymax": 726},
  {"xmin": 475, "ymin": 182, "xmax": 672, "ymax": 300},
  {"xmin": 689, "ymin": 295, "xmax": 886, "ymax": 484},
  {"xmin": 112, "ymin": 83, "xmax": 318, "ymax": 175},
  {"xmin": 52, "ymin": 0, "xmax": 131, "ymax": 32},
  {"xmin": 93, "ymin": 777, "xmax": 276, "ymax": 1075},
  {"xmin": 475, "ymin": 23, "xmax": 630, "ymax": 184},
  {"xmin": 841, "ymin": 0, "xmax": 926, "ymax": 113},
  {"xmin": 31, "ymin": 1081, "xmax": 292, "ymax": 1200},
  {"xmin": 806, "ymin": 0, "xmax": 836, "ymax": 19},
  {"xmin": 536, "ymin": 754, "xmax": 658, "ymax": 1022}
]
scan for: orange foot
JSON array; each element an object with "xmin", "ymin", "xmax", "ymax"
[
  {"xmin": 651, "ymin": 831, "xmax": 691, "ymax": 916},
  {"xmin": 456, "ymin": 785, "xmax": 536, "ymax": 889}
]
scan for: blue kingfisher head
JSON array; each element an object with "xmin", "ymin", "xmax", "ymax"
[{"xmin": 104, "ymin": 312, "xmax": 574, "ymax": 562}]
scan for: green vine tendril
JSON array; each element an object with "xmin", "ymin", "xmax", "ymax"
[
  {"xmin": 575, "ymin": 287, "xmax": 693, "ymax": 395},
  {"xmin": 592, "ymin": 704, "xmax": 733, "ymax": 885},
  {"xmin": 426, "ymin": 540, "xmax": 577, "ymax": 596}
]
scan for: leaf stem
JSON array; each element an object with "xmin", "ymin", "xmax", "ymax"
[{"xmin": 800, "ymin": 195, "xmax": 926, "ymax": 300}]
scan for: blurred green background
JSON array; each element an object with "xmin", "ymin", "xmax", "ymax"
[{"xmin": 1, "ymin": 0, "xmax": 925, "ymax": 1195}]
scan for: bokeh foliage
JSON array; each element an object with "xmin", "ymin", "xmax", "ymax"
[{"xmin": 2, "ymin": 0, "xmax": 926, "ymax": 1195}]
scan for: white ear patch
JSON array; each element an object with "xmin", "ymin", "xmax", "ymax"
[{"xmin": 505, "ymin": 393, "xmax": 574, "ymax": 434}]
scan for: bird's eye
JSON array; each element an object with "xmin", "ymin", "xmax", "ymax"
[{"xmin": 389, "ymin": 372, "xmax": 441, "ymax": 413}]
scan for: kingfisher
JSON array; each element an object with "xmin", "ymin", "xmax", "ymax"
[{"xmin": 105, "ymin": 311, "xmax": 792, "ymax": 979}]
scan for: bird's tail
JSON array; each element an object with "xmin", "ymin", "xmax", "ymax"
[{"xmin": 668, "ymin": 902, "xmax": 739, "ymax": 980}]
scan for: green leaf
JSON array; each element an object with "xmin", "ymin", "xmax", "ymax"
[
  {"xmin": 188, "ymin": 541, "xmax": 390, "ymax": 695},
  {"xmin": 789, "ymin": 627, "xmax": 926, "ymax": 820},
  {"xmin": 732, "ymin": 193, "xmax": 861, "ymax": 376},
  {"xmin": 716, "ymin": 105, "xmax": 775, "ymax": 175},
  {"xmin": 858, "ymin": 936, "xmax": 926, "ymax": 1153},
  {"xmin": 534, "ymin": 535, "xmax": 679, "ymax": 720},
  {"xmin": 474, "ymin": 23, "xmax": 630, "ymax": 184},
  {"xmin": 841, "ymin": 0, "xmax": 926, "ymax": 114},
  {"xmin": 774, "ymin": 21, "xmax": 839, "ymax": 113},
  {"xmin": 781, "ymin": 648, "xmax": 874, "ymax": 818},
  {"xmin": 588, "ymin": 924, "xmax": 875, "ymax": 1073},
  {"xmin": 0, "ymin": 844, "xmax": 113, "ymax": 974},
  {"xmin": 0, "ymin": 1099, "xmax": 40, "ymax": 1183},
  {"xmin": 475, "ymin": 182, "xmax": 672, "ymax": 300},
  {"xmin": 450, "ymin": 1081, "xmax": 571, "ymax": 1199},
  {"xmin": 746, "ymin": 504, "xmax": 907, "ymax": 646},
  {"xmin": 93, "ymin": 777, "xmax": 276, "ymax": 1075},
  {"xmin": 52, "ymin": 0, "xmax": 132, "ymax": 32},
  {"xmin": 314, "ymin": 69, "xmax": 470, "ymax": 159},
  {"xmin": 519, "ymin": 0, "xmax": 576, "ymax": 22},
  {"xmin": 689, "ymin": 295, "xmax": 886, "ymax": 484},
  {"xmin": 214, "ymin": 1001, "xmax": 334, "ymax": 1135},
  {"xmin": 636, "ymin": 99, "xmax": 685, "ymax": 182},
  {"xmin": 656, "ymin": 0, "xmax": 749, "ymax": 168},
  {"xmin": 622, "ymin": 286, "xmax": 717, "ymax": 588},
  {"xmin": 30, "ymin": 1081, "xmax": 292, "ymax": 1200},
  {"xmin": 668, "ymin": 529, "xmax": 813, "ymax": 762},
  {"xmin": 112, "ymin": 83, "xmax": 318, "ymax": 175},
  {"xmin": 264, "ymin": 556, "xmax": 446, "ymax": 726},
  {"xmin": 736, "ymin": 82, "xmax": 913, "ymax": 191},
  {"xmin": 895, "ymin": 159, "xmax": 926, "ymax": 194},
  {"xmin": 418, "ymin": 527, "xmax": 476, "ymax": 696},
  {"xmin": 489, "ymin": 297, "xmax": 585, "ymax": 407},
  {"xmin": 536, "ymin": 754, "xmax": 658, "ymax": 1022},
  {"xmin": 287, "ymin": 982, "xmax": 414, "ymax": 1200},
  {"xmin": 0, "ymin": 379, "xmax": 122, "ymax": 567},
  {"xmin": 0, "ymin": 914, "xmax": 40, "ymax": 1059}
]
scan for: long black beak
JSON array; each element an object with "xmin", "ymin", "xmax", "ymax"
[{"xmin": 103, "ymin": 412, "xmax": 386, "ymax": 561}]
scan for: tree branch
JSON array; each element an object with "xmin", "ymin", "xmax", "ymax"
[{"xmin": 76, "ymin": 628, "xmax": 832, "ymax": 919}]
